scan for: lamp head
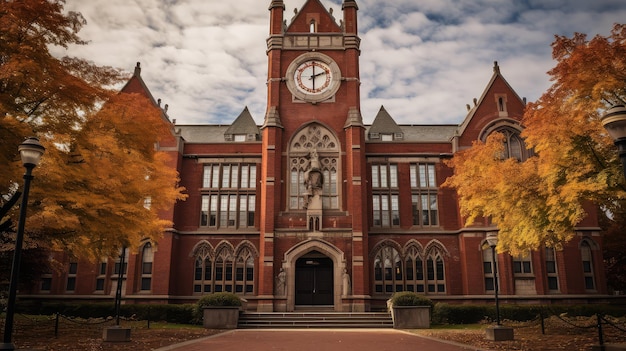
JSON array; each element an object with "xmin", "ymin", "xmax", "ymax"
[
  {"xmin": 486, "ymin": 231, "xmax": 499, "ymax": 248},
  {"xmin": 601, "ymin": 105, "xmax": 626, "ymax": 142},
  {"xmin": 18, "ymin": 137, "xmax": 45, "ymax": 168}
]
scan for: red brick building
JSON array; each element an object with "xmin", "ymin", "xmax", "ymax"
[{"xmin": 28, "ymin": 0, "xmax": 607, "ymax": 311}]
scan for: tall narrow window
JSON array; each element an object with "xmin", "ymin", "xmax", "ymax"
[
  {"xmin": 371, "ymin": 164, "xmax": 399, "ymax": 228},
  {"xmin": 193, "ymin": 244, "xmax": 213, "ymax": 294},
  {"xmin": 214, "ymin": 246, "xmax": 235, "ymax": 293},
  {"xmin": 66, "ymin": 262, "xmax": 77, "ymax": 292},
  {"xmin": 235, "ymin": 247, "xmax": 255, "ymax": 294},
  {"xmin": 310, "ymin": 20, "xmax": 315, "ymax": 33},
  {"xmin": 426, "ymin": 250, "xmax": 445, "ymax": 293},
  {"xmin": 95, "ymin": 261, "xmax": 107, "ymax": 292},
  {"xmin": 140, "ymin": 243, "xmax": 153, "ymax": 291},
  {"xmin": 545, "ymin": 247, "xmax": 559, "ymax": 292},
  {"xmin": 410, "ymin": 163, "xmax": 438, "ymax": 226},
  {"xmin": 581, "ymin": 241, "xmax": 596, "ymax": 290},
  {"xmin": 483, "ymin": 246, "xmax": 496, "ymax": 292},
  {"xmin": 111, "ymin": 248, "xmax": 128, "ymax": 297},
  {"xmin": 404, "ymin": 246, "xmax": 424, "ymax": 293}
]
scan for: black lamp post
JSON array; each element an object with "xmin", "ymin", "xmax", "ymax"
[
  {"xmin": 486, "ymin": 231, "xmax": 501, "ymax": 326},
  {"xmin": 1, "ymin": 137, "xmax": 45, "ymax": 351},
  {"xmin": 601, "ymin": 105, "xmax": 626, "ymax": 177}
]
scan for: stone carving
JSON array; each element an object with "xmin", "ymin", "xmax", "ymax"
[
  {"xmin": 303, "ymin": 149, "xmax": 323, "ymax": 209},
  {"xmin": 342, "ymin": 268, "xmax": 351, "ymax": 296},
  {"xmin": 276, "ymin": 268, "xmax": 286, "ymax": 296}
]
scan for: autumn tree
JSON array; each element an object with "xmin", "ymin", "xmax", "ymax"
[
  {"xmin": 0, "ymin": 0, "xmax": 186, "ymax": 264},
  {"xmin": 444, "ymin": 24, "xmax": 626, "ymax": 256}
]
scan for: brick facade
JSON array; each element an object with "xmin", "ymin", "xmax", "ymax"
[{"xmin": 25, "ymin": 0, "xmax": 608, "ymax": 311}]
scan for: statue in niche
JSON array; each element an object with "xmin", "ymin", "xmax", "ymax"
[
  {"xmin": 303, "ymin": 149, "xmax": 323, "ymax": 209},
  {"xmin": 342, "ymin": 268, "xmax": 351, "ymax": 296},
  {"xmin": 276, "ymin": 268, "xmax": 286, "ymax": 296}
]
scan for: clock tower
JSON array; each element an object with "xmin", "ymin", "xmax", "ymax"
[{"xmin": 259, "ymin": 0, "xmax": 369, "ymax": 312}]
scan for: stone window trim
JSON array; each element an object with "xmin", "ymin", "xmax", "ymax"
[{"xmin": 288, "ymin": 123, "xmax": 341, "ymax": 211}]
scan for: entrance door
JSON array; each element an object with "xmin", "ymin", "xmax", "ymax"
[{"xmin": 295, "ymin": 252, "xmax": 333, "ymax": 306}]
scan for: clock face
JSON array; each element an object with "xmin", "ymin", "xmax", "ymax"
[
  {"xmin": 285, "ymin": 53, "xmax": 341, "ymax": 103},
  {"xmin": 294, "ymin": 60, "xmax": 332, "ymax": 95}
]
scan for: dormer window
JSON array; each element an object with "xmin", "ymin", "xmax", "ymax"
[
  {"xmin": 381, "ymin": 134, "xmax": 393, "ymax": 141},
  {"xmin": 234, "ymin": 134, "xmax": 246, "ymax": 142}
]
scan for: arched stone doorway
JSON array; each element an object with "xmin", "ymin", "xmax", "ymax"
[{"xmin": 281, "ymin": 239, "xmax": 346, "ymax": 311}]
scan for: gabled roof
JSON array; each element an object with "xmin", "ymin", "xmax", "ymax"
[
  {"xmin": 285, "ymin": 0, "xmax": 342, "ymax": 33},
  {"xmin": 120, "ymin": 62, "xmax": 172, "ymax": 123},
  {"xmin": 456, "ymin": 61, "xmax": 525, "ymax": 136},
  {"xmin": 224, "ymin": 107, "xmax": 260, "ymax": 136},
  {"xmin": 369, "ymin": 105, "xmax": 402, "ymax": 135}
]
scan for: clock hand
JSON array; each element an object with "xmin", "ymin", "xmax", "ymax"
[{"xmin": 308, "ymin": 71, "xmax": 325, "ymax": 79}]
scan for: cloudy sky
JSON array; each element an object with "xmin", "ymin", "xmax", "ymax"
[{"xmin": 58, "ymin": 0, "xmax": 626, "ymax": 125}]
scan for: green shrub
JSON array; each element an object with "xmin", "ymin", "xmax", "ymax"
[
  {"xmin": 432, "ymin": 303, "xmax": 489, "ymax": 324},
  {"xmin": 389, "ymin": 292, "xmax": 434, "ymax": 307},
  {"xmin": 194, "ymin": 292, "xmax": 242, "ymax": 321}
]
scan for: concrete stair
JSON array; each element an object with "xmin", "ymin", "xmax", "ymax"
[{"xmin": 238, "ymin": 312, "xmax": 393, "ymax": 329}]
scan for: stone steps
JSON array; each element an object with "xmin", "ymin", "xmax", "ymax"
[{"xmin": 238, "ymin": 312, "xmax": 393, "ymax": 329}]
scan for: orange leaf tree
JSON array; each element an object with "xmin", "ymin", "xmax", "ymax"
[
  {"xmin": 0, "ymin": 0, "xmax": 186, "ymax": 261},
  {"xmin": 445, "ymin": 24, "xmax": 626, "ymax": 255}
]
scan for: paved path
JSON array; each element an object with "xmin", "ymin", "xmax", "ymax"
[{"xmin": 154, "ymin": 329, "xmax": 489, "ymax": 351}]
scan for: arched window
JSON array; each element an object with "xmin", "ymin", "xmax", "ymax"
[
  {"xmin": 193, "ymin": 241, "xmax": 257, "ymax": 295},
  {"xmin": 581, "ymin": 240, "xmax": 596, "ymax": 291},
  {"xmin": 373, "ymin": 245, "xmax": 401, "ymax": 294},
  {"xmin": 499, "ymin": 128, "xmax": 525, "ymax": 161},
  {"xmin": 235, "ymin": 247, "xmax": 255, "ymax": 294},
  {"xmin": 373, "ymin": 241, "xmax": 447, "ymax": 296},
  {"xmin": 310, "ymin": 20, "xmax": 316, "ymax": 33},
  {"xmin": 289, "ymin": 124, "xmax": 340, "ymax": 210},
  {"xmin": 214, "ymin": 245, "xmax": 235, "ymax": 293},
  {"xmin": 405, "ymin": 245, "xmax": 424, "ymax": 293},
  {"xmin": 426, "ymin": 248, "xmax": 445, "ymax": 293},
  {"xmin": 140, "ymin": 243, "xmax": 153, "ymax": 291}
]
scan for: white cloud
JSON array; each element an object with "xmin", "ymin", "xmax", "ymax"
[{"xmin": 60, "ymin": 0, "xmax": 626, "ymax": 125}]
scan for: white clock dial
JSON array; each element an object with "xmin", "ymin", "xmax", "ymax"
[
  {"xmin": 285, "ymin": 53, "xmax": 341, "ymax": 103},
  {"xmin": 294, "ymin": 61, "xmax": 332, "ymax": 94}
]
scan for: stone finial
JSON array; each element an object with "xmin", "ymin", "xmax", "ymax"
[
  {"xmin": 493, "ymin": 61, "xmax": 500, "ymax": 74},
  {"xmin": 134, "ymin": 62, "xmax": 141, "ymax": 76}
]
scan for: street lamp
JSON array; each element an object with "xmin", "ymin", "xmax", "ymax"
[
  {"xmin": 601, "ymin": 105, "xmax": 626, "ymax": 177},
  {"xmin": 485, "ymin": 231, "xmax": 501, "ymax": 326},
  {"xmin": 1, "ymin": 137, "xmax": 45, "ymax": 351}
]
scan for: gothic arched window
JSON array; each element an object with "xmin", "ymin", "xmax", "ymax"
[{"xmin": 288, "ymin": 124, "xmax": 340, "ymax": 210}]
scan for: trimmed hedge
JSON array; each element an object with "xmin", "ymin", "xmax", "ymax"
[
  {"xmin": 15, "ymin": 301, "xmax": 196, "ymax": 325},
  {"xmin": 431, "ymin": 303, "xmax": 626, "ymax": 325},
  {"xmin": 389, "ymin": 292, "xmax": 434, "ymax": 307}
]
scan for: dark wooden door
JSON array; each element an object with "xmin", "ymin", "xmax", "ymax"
[{"xmin": 295, "ymin": 256, "xmax": 333, "ymax": 306}]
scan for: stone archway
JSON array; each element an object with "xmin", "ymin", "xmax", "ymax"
[{"xmin": 281, "ymin": 239, "xmax": 346, "ymax": 312}]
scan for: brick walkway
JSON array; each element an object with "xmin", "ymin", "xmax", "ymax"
[{"xmin": 154, "ymin": 329, "xmax": 488, "ymax": 351}]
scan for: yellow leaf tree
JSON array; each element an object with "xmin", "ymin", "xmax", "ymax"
[
  {"xmin": 0, "ymin": 0, "xmax": 186, "ymax": 261},
  {"xmin": 445, "ymin": 24, "xmax": 626, "ymax": 255}
]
